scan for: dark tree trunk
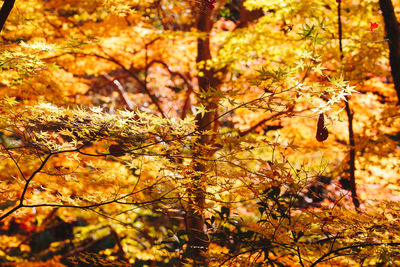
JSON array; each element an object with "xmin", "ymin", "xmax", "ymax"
[
  {"xmin": 0, "ymin": 0, "xmax": 15, "ymax": 33},
  {"xmin": 344, "ymin": 102, "xmax": 360, "ymax": 208},
  {"xmin": 183, "ymin": 5, "xmax": 218, "ymax": 266},
  {"xmin": 183, "ymin": 1, "xmax": 262, "ymax": 263},
  {"xmin": 338, "ymin": 1, "xmax": 360, "ymax": 209},
  {"xmin": 379, "ymin": 0, "xmax": 400, "ymax": 105}
]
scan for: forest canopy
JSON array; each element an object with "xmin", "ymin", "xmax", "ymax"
[{"xmin": 1, "ymin": 0, "xmax": 400, "ymax": 266}]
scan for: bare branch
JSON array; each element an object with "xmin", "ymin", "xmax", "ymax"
[
  {"xmin": 239, "ymin": 111, "xmax": 286, "ymax": 137},
  {"xmin": 102, "ymin": 73, "xmax": 134, "ymax": 110}
]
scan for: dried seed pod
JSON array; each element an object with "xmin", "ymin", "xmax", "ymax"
[
  {"xmin": 109, "ymin": 144, "xmax": 126, "ymax": 157},
  {"xmin": 316, "ymin": 113, "xmax": 329, "ymax": 142}
]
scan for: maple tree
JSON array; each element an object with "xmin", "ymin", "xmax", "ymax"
[{"xmin": 1, "ymin": 0, "xmax": 400, "ymax": 266}]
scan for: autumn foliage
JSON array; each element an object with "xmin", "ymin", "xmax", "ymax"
[{"xmin": 1, "ymin": 0, "xmax": 400, "ymax": 266}]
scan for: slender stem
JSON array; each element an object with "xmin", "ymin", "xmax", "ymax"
[
  {"xmin": 0, "ymin": 205, "xmax": 20, "ymax": 221},
  {"xmin": 338, "ymin": 2, "xmax": 343, "ymax": 60},
  {"xmin": 311, "ymin": 242, "xmax": 400, "ymax": 267},
  {"xmin": 297, "ymin": 245, "xmax": 305, "ymax": 267},
  {"xmin": 337, "ymin": 1, "xmax": 360, "ymax": 209},
  {"xmin": 19, "ymin": 153, "xmax": 52, "ymax": 205}
]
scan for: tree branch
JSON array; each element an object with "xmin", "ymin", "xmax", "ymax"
[
  {"xmin": 93, "ymin": 52, "xmax": 167, "ymax": 118},
  {"xmin": 146, "ymin": 59, "xmax": 195, "ymax": 118},
  {"xmin": 147, "ymin": 59, "xmax": 194, "ymax": 92},
  {"xmin": 310, "ymin": 242, "xmax": 400, "ymax": 267},
  {"xmin": 239, "ymin": 111, "xmax": 286, "ymax": 137},
  {"xmin": 46, "ymin": 51, "xmax": 167, "ymax": 118},
  {"xmin": 102, "ymin": 73, "xmax": 134, "ymax": 110}
]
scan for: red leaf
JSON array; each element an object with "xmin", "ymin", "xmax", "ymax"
[
  {"xmin": 204, "ymin": 0, "xmax": 215, "ymax": 9},
  {"xmin": 370, "ymin": 22, "xmax": 379, "ymax": 33}
]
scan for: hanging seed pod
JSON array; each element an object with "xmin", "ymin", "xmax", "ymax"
[
  {"xmin": 109, "ymin": 144, "xmax": 126, "ymax": 157},
  {"xmin": 316, "ymin": 113, "xmax": 329, "ymax": 142}
]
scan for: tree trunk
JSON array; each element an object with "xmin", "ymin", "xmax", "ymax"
[
  {"xmin": 0, "ymin": 0, "xmax": 15, "ymax": 33},
  {"xmin": 344, "ymin": 101, "xmax": 360, "ymax": 208},
  {"xmin": 183, "ymin": 5, "xmax": 220, "ymax": 266},
  {"xmin": 379, "ymin": 0, "xmax": 400, "ymax": 105}
]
